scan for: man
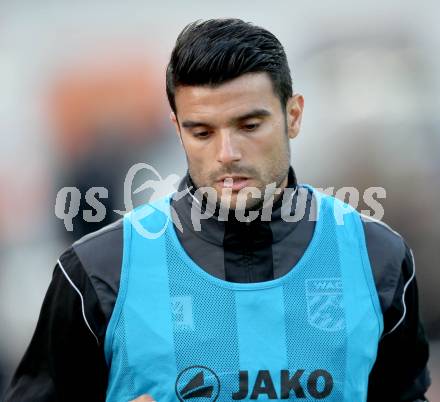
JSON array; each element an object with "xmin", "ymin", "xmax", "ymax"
[{"xmin": 4, "ymin": 19, "xmax": 430, "ymax": 402}]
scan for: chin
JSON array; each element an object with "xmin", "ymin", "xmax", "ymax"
[{"xmin": 229, "ymin": 196, "xmax": 263, "ymax": 212}]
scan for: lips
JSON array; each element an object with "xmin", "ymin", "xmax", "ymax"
[{"xmin": 216, "ymin": 176, "xmax": 251, "ymax": 191}]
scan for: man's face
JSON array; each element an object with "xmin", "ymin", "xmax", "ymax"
[{"xmin": 171, "ymin": 72, "xmax": 304, "ymax": 210}]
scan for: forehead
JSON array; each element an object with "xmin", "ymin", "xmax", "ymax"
[{"xmin": 174, "ymin": 72, "xmax": 281, "ymax": 122}]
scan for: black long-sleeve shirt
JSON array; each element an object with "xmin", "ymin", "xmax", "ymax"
[{"xmin": 3, "ymin": 168, "xmax": 431, "ymax": 401}]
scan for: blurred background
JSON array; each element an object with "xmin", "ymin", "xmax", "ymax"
[{"xmin": 0, "ymin": 0, "xmax": 438, "ymax": 399}]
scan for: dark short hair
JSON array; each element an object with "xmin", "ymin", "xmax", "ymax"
[{"xmin": 166, "ymin": 18, "xmax": 293, "ymax": 114}]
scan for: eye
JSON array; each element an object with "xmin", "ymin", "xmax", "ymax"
[
  {"xmin": 193, "ymin": 131, "xmax": 210, "ymax": 139},
  {"xmin": 241, "ymin": 123, "xmax": 260, "ymax": 132}
]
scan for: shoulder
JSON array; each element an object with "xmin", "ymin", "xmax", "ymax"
[
  {"xmin": 360, "ymin": 215, "xmax": 407, "ymax": 263},
  {"xmin": 58, "ymin": 218, "xmax": 124, "ymax": 322},
  {"xmin": 72, "ymin": 218, "xmax": 124, "ymax": 279}
]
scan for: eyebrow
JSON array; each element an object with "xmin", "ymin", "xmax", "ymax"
[{"xmin": 180, "ymin": 108, "xmax": 272, "ymax": 129}]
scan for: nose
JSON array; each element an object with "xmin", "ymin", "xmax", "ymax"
[{"xmin": 216, "ymin": 131, "xmax": 242, "ymax": 164}]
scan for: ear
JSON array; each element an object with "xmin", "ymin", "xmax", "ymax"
[
  {"xmin": 170, "ymin": 112, "xmax": 183, "ymax": 145},
  {"xmin": 286, "ymin": 94, "xmax": 304, "ymax": 140}
]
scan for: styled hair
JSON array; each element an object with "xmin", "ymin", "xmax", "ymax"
[{"xmin": 166, "ymin": 18, "xmax": 293, "ymax": 113}]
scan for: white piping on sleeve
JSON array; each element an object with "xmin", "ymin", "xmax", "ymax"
[
  {"xmin": 360, "ymin": 214, "xmax": 417, "ymax": 338},
  {"xmin": 382, "ymin": 248, "xmax": 416, "ymax": 337},
  {"xmin": 57, "ymin": 259, "xmax": 100, "ymax": 345}
]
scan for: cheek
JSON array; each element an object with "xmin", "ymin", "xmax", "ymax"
[
  {"xmin": 184, "ymin": 142, "xmax": 203, "ymax": 164},
  {"xmin": 186, "ymin": 151, "xmax": 211, "ymax": 180},
  {"xmin": 249, "ymin": 127, "xmax": 286, "ymax": 159},
  {"xmin": 251, "ymin": 131, "xmax": 290, "ymax": 177}
]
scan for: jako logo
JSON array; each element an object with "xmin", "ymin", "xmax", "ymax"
[
  {"xmin": 176, "ymin": 367, "xmax": 333, "ymax": 400},
  {"xmin": 175, "ymin": 366, "xmax": 220, "ymax": 401},
  {"xmin": 231, "ymin": 370, "xmax": 333, "ymax": 400}
]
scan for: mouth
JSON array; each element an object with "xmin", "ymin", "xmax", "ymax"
[{"xmin": 216, "ymin": 176, "xmax": 252, "ymax": 192}]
